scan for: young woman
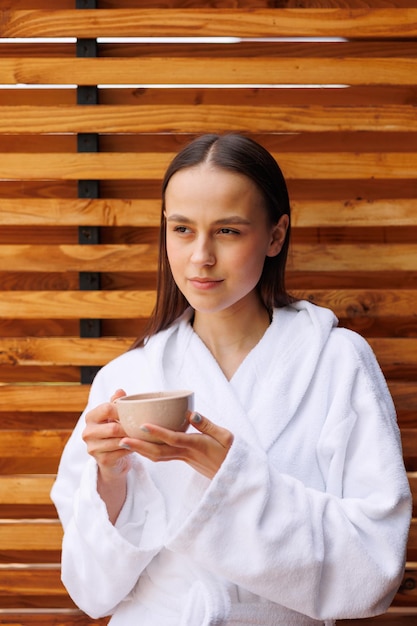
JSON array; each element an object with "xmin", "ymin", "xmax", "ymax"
[{"xmin": 51, "ymin": 133, "xmax": 411, "ymax": 626}]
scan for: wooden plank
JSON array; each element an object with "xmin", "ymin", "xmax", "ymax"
[
  {"xmin": 1, "ymin": 242, "xmax": 417, "ymax": 273},
  {"xmin": 0, "ymin": 567, "xmax": 65, "ymax": 598},
  {"xmin": 407, "ymin": 520, "xmax": 417, "ymax": 552},
  {"xmin": 0, "ymin": 43, "xmax": 73, "ymax": 59},
  {"xmin": 99, "ymin": 84, "xmax": 417, "ymax": 108},
  {"xmin": 0, "ymin": 380, "xmax": 417, "ymax": 416},
  {"xmin": 7, "ymin": 0, "xmax": 417, "ymax": 8},
  {"xmin": 374, "ymin": 381, "xmax": 416, "ymax": 412},
  {"xmin": 0, "ymin": 152, "xmax": 416, "ymax": 180},
  {"xmin": 0, "ymin": 291, "xmax": 155, "ymax": 319},
  {"xmin": 1, "ymin": 564, "xmax": 413, "ymax": 612},
  {"xmin": 0, "ymin": 609, "xmax": 106, "ymax": 626},
  {"xmin": 0, "ymin": 458, "xmax": 62, "ymax": 477},
  {"xmin": 0, "ymin": 508, "xmax": 414, "ymax": 560},
  {"xmin": 0, "ymin": 432, "xmax": 71, "ymax": 459},
  {"xmin": 289, "ymin": 243, "xmax": 417, "ymax": 272},
  {"xmin": 2, "ymin": 127, "xmax": 417, "ymax": 152},
  {"xmin": 291, "ymin": 199, "xmax": 417, "ymax": 228},
  {"xmin": 3, "ymin": 0, "xmax": 73, "ymax": 9},
  {"xmin": 0, "ymin": 57, "xmax": 415, "ymax": 86},
  {"xmin": 63, "ymin": 131, "xmax": 417, "ymax": 155},
  {"xmin": 0, "ymin": 136, "xmax": 75, "ymax": 154},
  {"xmin": 394, "ymin": 567, "xmax": 417, "ymax": 607},
  {"xmin": 0, "ymin": 152, "xmax": 171, "ymax": 180},
  {"xmin": 0, "ymin": 505, "xmax": 57, "ymax": 521},
  {"xmin": 1, "ymin": 198, "xmax": 416, "ymax": 228},
  {"xmin": 0, "ymin": 338, "xmax": 131, "ymax": 366},
  {"xmin": 0, "ymin": 521, "xmax": 62, "ymax": 551},
  {"xmin": 95, "ymin": 40, "xmax": 417, "ymax": 60},
  {"xmin": 4, "ymin": 0, "xmax": 416, "ymax": 9},
  {"xmin": 0, "ymin": 476, "xmax": 55, "ymax": 507},
  {"xmin": 127, "ymin": 0, "xmax": 417, "ymax": 6},
  {"xmin": 0, "ymin": 89, "xmax": 76, "ymax": 106},
  {"xmin": 0, "ymin": 472, "xmax": 413, "ymax": 509},
  {"xmin": 0, "ymin": 367, "xmax": 79, "ymax": 386},
  {"xmin": 401, "ymin": 429, "xmax": 417, "ymax": 460},
  {"xmin": 0, "ymin": 380, "xmax": 413, "ymax": 414},
  {"xmin": 292, "ymin": 290, "xmax": 417, "ymax": 318},
  {"xmin": 0, "ymin": 476, "xmax": 54, "ymax": 505},
  {"xmin": 0, "ymin": 337, "xmax": 415, "ymax": 368},
  {"xmin": 0, "ymin": 386, "xmax": 88, "ymax": 411},
  {"xmin": 0, "ymin": 610, "xmax": 104, "ymax": 625},
  {"xmin": 2, "ymin": 85, "xmax": 415, "ymax": 108},
  {"xmin": 2, "ymin": 8, "xmax": 417, "ymax": 39},
  {"xmin": 0, "ymin": 40, "xmax": 336, "ymax": 61},
  {"xmin": 291, "ymin": 289, "xmax": 417, "ymax": 319},
  {"xmin": 0, "ymin": 244, "xmax": 158, "ymax": 272},
  {"xmin": 1, "ymin": 104, "xmax": 417, "ymax": 133},
  {"xmin": 0, "ymin": 411, "xmax": 78, "ymax": 431},
  {"xmin": 0, "ymin": 289, "xmax": 416, "ymax": 321},
  {"xmin": 355, "ymin": 338, "xmax": 417, "ymax": 370},
  {"xmin": 408, "ymin": 473, "xmax": 417, "ymax": 508},
  {"xmin": 115, "ymin": 0, "xmax": 417, "ymax": 7},
  {"xmin": 0, "ymin": 598, "xmax": 74, "ymax": 611},
  {"xmin": 0, "ymin": 199, "xmax": 161, "ymax": 227}
]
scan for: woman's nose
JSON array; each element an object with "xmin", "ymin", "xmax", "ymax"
[{"xmin": 190, "ymin": 236, "xmax": 215, "ymax": 266}]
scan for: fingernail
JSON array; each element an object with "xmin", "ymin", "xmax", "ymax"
[
  {"xmin": 140, "ymin": 425, "xmax": 150, "ymax": 433},
  {"xmin": 191, "ymin": 412, "xmax": 202, "ymax": 424},
  {"xmin": 119, "ymin": 442, "xmax": 131, "ymax": 450}
]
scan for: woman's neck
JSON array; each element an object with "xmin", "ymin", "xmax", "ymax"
[{"xmin": 192, "ymin": 301, "xmax": 271, "ymax": 380}]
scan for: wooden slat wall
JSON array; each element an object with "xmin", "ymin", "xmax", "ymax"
[{"xmin": 0, "ymin": 1, "xmax": 416, "ymax": 624}]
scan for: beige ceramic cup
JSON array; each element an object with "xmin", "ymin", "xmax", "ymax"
[{"xmin": 115, "ymin": 390, "xmax": 194, "ymax": 443}]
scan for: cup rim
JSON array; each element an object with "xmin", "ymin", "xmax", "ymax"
[{"xmin": 115, "ymin": 390, "xmax": 193, "ymax": 403}]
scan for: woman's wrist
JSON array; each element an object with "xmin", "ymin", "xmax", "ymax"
[{"xmin": 97, "ymin": 463, "xmax": 129, "ymax": 524}]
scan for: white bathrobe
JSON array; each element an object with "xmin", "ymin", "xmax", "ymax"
[{"xmin": 51, "ymin": 300, "xmax": 411, "ymax": 626}]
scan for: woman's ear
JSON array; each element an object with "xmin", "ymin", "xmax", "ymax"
[{"xmin": 266, "ymin": 214, "xmax": 289, "ymax": 257}]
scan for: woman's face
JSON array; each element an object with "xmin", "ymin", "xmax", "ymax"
[{"xmin": 164, "ymin": 163, "xmax": 288, "ymax": 316}]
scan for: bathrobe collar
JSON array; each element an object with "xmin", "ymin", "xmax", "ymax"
[{"xmin": 143, "ymin": 301, "xmax": 338, "ymax": 451}]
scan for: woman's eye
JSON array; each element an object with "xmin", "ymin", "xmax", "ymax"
[
  {"xmin": 173, "ymin": 225, "xmax": 190, "ymax": 233},
  {"xmin": 219, "ymin": 228, "xmax": 239, "ymax": 235}
]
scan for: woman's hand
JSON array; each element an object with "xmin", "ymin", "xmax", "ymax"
[
  {"xmin": 118, "ymin": 412, "xmax": 234, "ymax": 480},
  {"xmin": 82, "ymin": 388, "xmax": 131, "ymax": 480},
  {"xmin": 82, "ymin": 389, "xmax": 131, "ymax": 523}
]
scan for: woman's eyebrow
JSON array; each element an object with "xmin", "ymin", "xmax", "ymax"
[
  {"xmin": 213, "ymin": 216, "xmax": 251, "ymax": 225},
  {"xmin": 165, "ymin": 214, "xmax": 193, "ymax": 223},
  {"xmin": 166, "ymin": 214, "xmax": 251, "ymax": 225}
]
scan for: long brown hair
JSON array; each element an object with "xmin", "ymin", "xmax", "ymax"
[{"xmin": 131, "ymin": 133, "xmax": 292, "ymax": 349}]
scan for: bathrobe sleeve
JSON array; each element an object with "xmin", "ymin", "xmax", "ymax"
[
  {"xmin": 165, "ymin": 330, "xmax": 411, "ymax": 621},
  {"xmin": 50, "ymin": 361, "xmax": 167, "ymax": 618}
]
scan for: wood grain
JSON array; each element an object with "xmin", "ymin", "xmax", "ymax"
[
  {"xmin": 1, "ymin": 9, "xmax": 417, "ymax": 39},
  {"xmin": 1, "ymin": 104, "xmax": 417, "ymax": 133},
  {"xmin": 0, "ymin": 152, "xmax": 416, "ymax": 180},
  {"xmin": 0, "ymin": 57, "xmax": 416, "ymax": 86},
  {"xmin": 0, "ymin": 291, "xmax": 156, "ymax": 319},
  {"xmin": 0, "ymin": 386, "xmax": 88, "ymax": 411},
  {"xmin": 1, "ymin": 198, "xmax": 416, "ymax": 228}
]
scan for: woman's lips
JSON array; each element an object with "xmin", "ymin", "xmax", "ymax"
[{"xmin": 188, "ymin": 277, "xmax": 223, "ymax": 290}]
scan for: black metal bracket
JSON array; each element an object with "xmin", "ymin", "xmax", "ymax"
[
  {"xmin": 76, "ymin": 39, "xmax": 97, "ymax": 59},
  {"xmin": 76, "ymin": 0, "xmax": 97, "ymax": 9},
  {"xmin": 77, "ymin": 6, "xmax": 101, "ymax": 384},
  {"xmin": 77, "ymin": 85, "xmax": 98, "ymax": 106}
]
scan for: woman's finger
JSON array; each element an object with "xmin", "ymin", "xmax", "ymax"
[
  {"xmin": 110, "ymin": 388, "xmax": 126, "ymax": 404},
  {"xmin": 190, "ymin": 412, "xmax": 234, "ymax": 450}
]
